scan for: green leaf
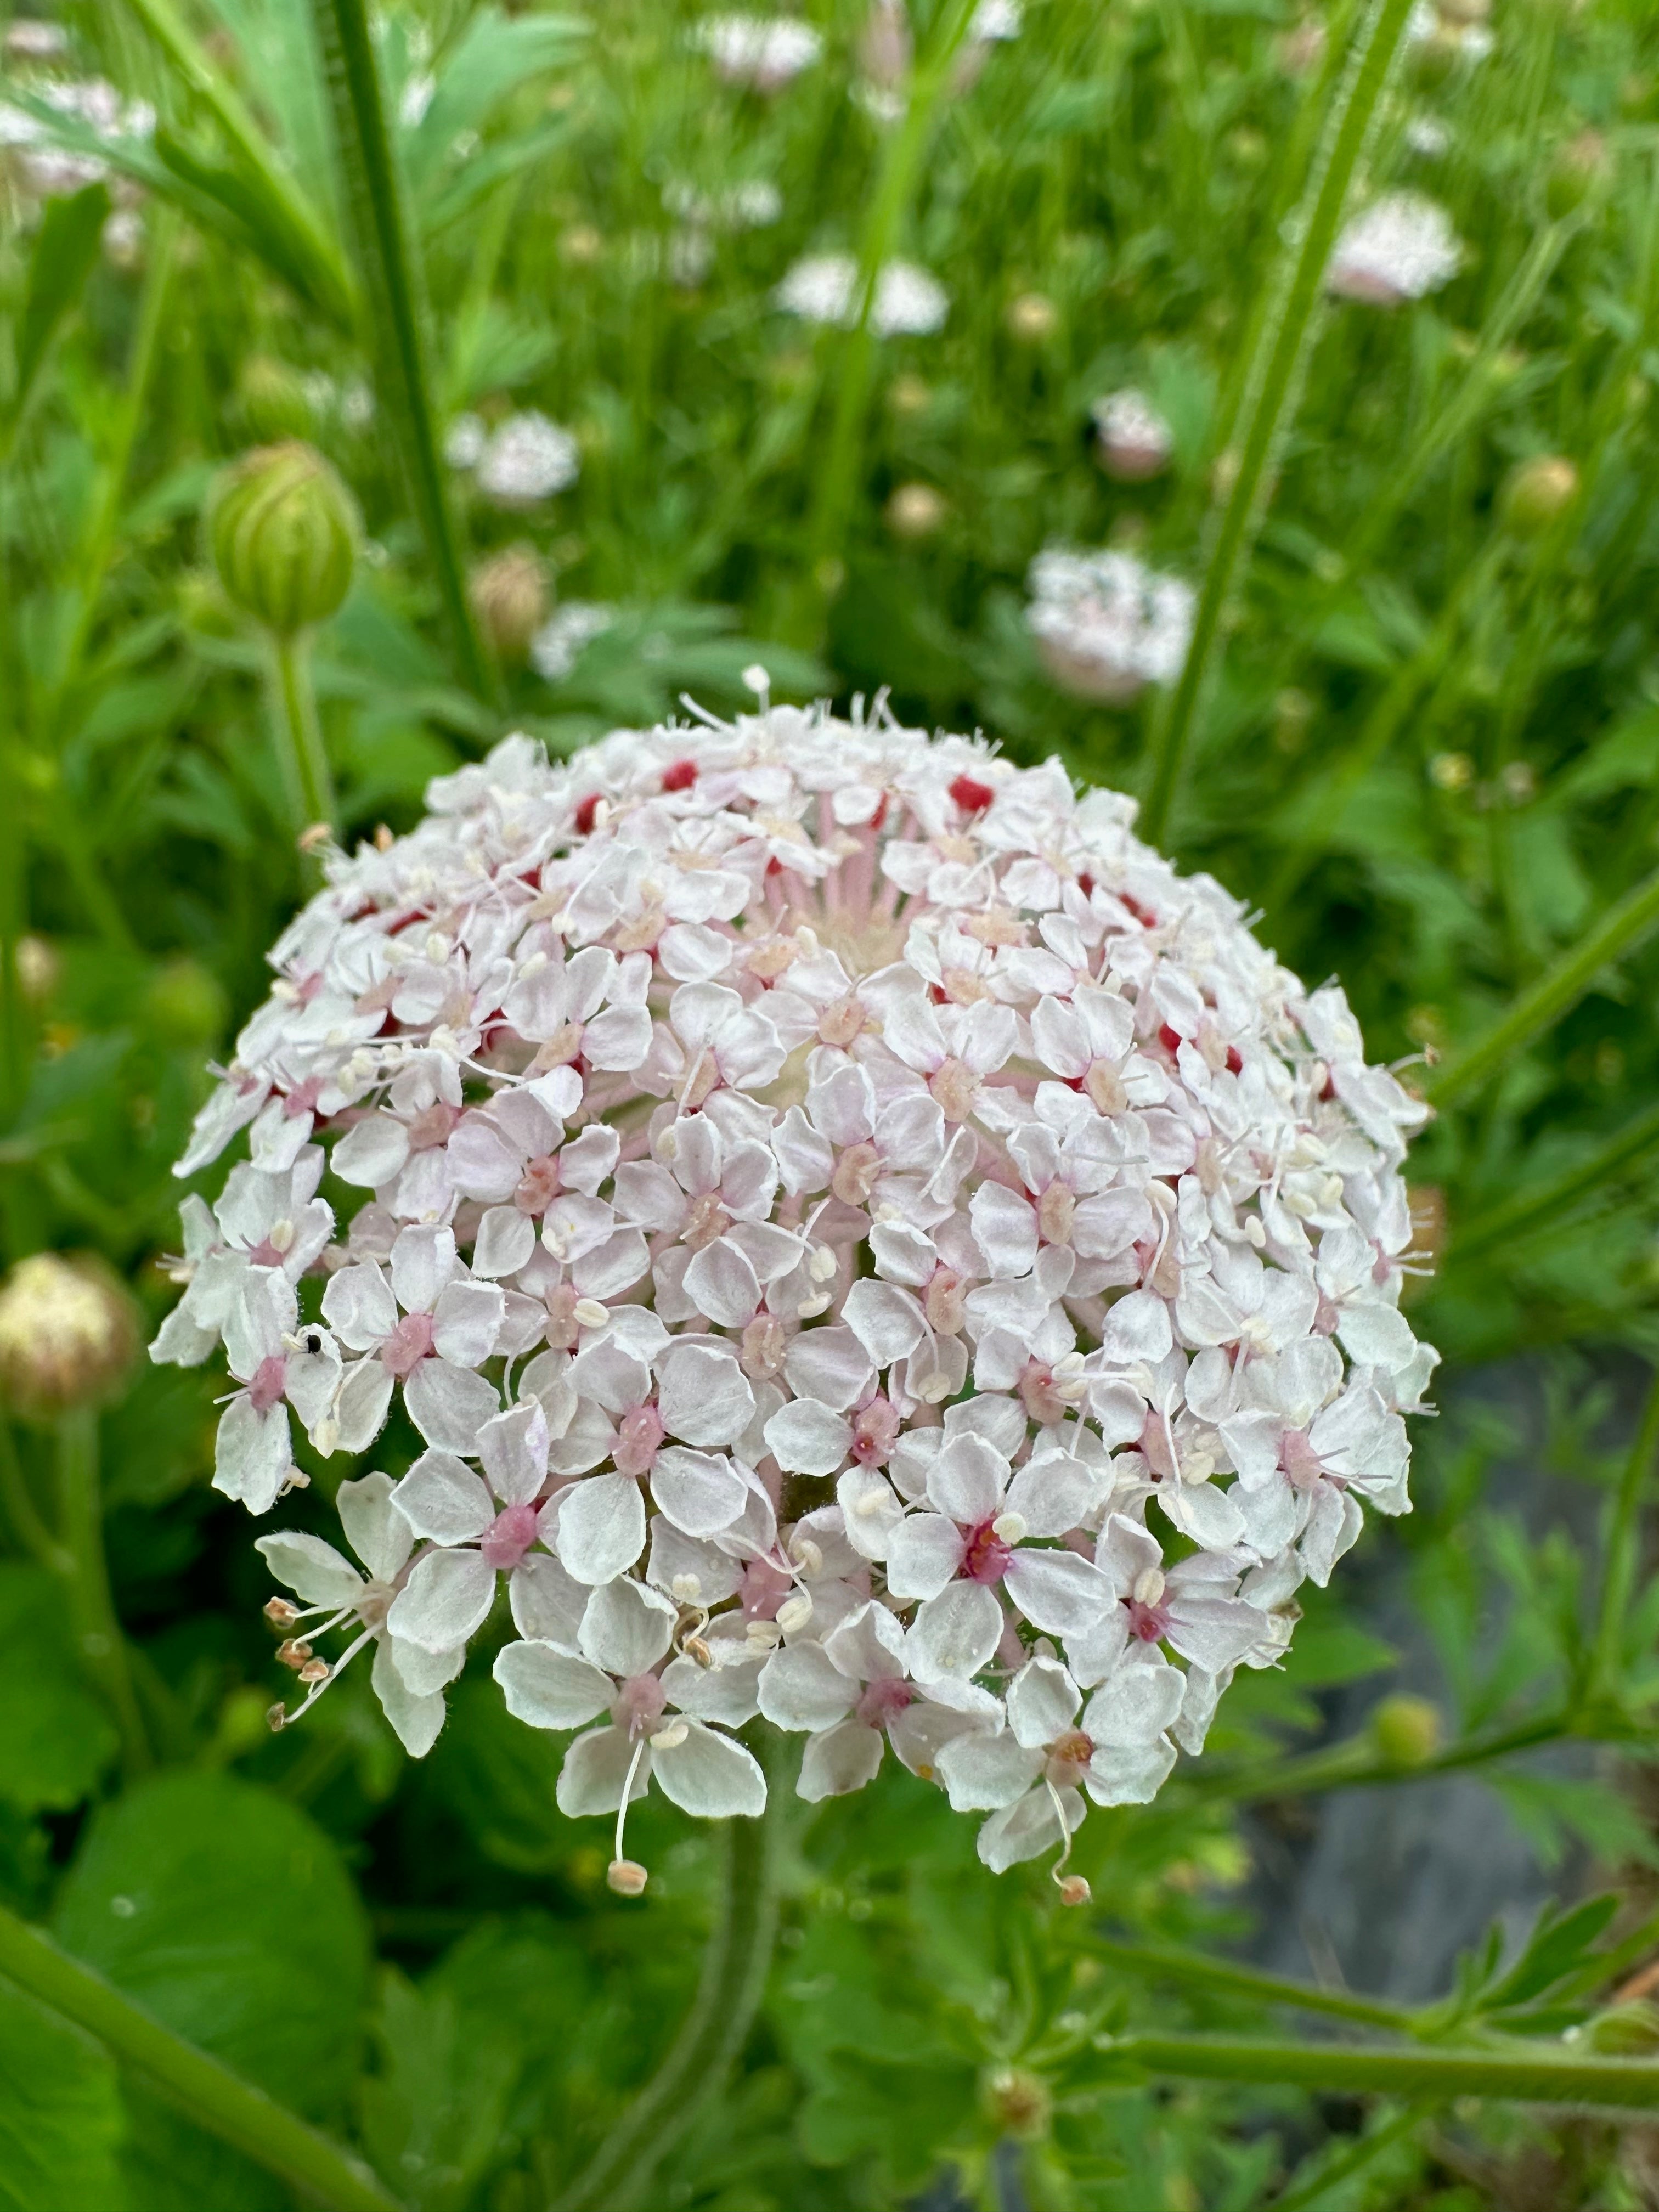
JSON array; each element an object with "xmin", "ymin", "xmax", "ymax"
[
  {"xmin": 0, "ymin": 1566, "xmax": 119, "ymax": 1815},
  {"xmin": 52, "ymin": 1772, "xmax": 370, "ymax": 2118},
  {"xmin": 6, "ymin": 184, "xmax": 110, "ymax": 443},
  {"xmin": 0, "ymin": 1980, "xmax": 127, "ymax": 2212},
  {"xmin": 357, "ymin": 1968, "xmax": 518, "ymax": 2212},
  {"xmin": 1484, "ymin": 1893, "xmax": 1622, "ymax": 2011}
]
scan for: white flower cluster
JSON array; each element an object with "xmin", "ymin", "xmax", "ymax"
[
  {"xmin": 1327, "ymin": 192, "xmax": 1462, "ymax": 308},
  {"xmin": 0, "ymin": 75, "xmax": 154, "ymax": 198},
  {"xmin": 446, "ymin": 411, "xmax": 580, "ymax": 507},
  {"xmin": 692, "ymin": 14, "xmax": 823, "ymax": 91},
  {"xmin": 1026, "ymin": 548, "xmax": 1195, "ymax": 704},
  {"xmin": 530, "ymin": 602, "xmax": 616, "ymax": 685},
  {"xmin": 154, "ymin": 704, "xmax": 1434, "ymax": 1889},
  {"xmin": 775, "ymin": 253, "xmax": 949, "ymax": 336},
  {"xmin": 1091, "ymin": 389, "xmax": 1175, "ymax": 482}
]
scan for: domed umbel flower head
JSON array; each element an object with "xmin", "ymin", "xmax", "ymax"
[
  {"xmin": 208, "ymin": 442, "xmax": 360, "ymax": 639},
  {"xmin": 0, "ymin": 1251, "xmax": 138, "ymax": 1423},
  {"xmin": 153, "ymin": 703, "xmax": 1435, "ymax": 1892}
]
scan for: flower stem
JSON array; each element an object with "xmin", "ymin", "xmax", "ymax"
[
  {"xmin": 1093, "ymin": 2030, "xmax": 1659, "ymax": 2110},
  {"xmin": 550, "ymin": 1795, "xmax": 780, "ymax": 2212},
  {"xmin": 1425, "ymin": 860, "xmax": 1659, "ymax": 1107},
  {"xmin": 1138, "ymin": 0, "xmax": 1416, "ymax": 848},
  {"xmin": 0, "ymin": 1903, "xmax": 403, "ymax": 2212},
  {"xmin": 1183, "ymin": 1705, "xmax": 1577, "ymax": 1807},
  {"xmin": 0, "ymin": 1414, "xmax": 70, "ymax": 1575},
  {"xmin": 310, "ymin": 0, "xmax": 494, "ymax": 704},
  {"xmin": 1446, "ymin": 1100, "xmax": 1659, "ymax": 1265},
  {"xmin": 1590, "ymin": 1367, "xmax": 1659, "ymax": 1696},
  {"xmin": 55, "ymin": 1405, "xmax": 149, "ymax": 1776},
  {"xmin": 268, "ymin": 629, "xmax": 338, "ymax": 840},
  {"xmin": 1089, "ymin": 1937, "xmax": 1415, "ymax": 2036}
]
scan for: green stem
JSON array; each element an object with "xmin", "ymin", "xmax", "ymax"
[
  {"xmin": 0, "ymin": 1904, "xmax": 403, "ymax": 2212},
  {"xmin": 310, "ymin": 0, "xmax": 493, "ymax": 703},
  {"xmin": 268, "ymin": 631, "xmax": 338, "ymax": 838},
  {"xmin": 1088, "ymin": 1938, "xmax": 1414, "ymax": 2037},
  {"xmin": 1186, "ymin": 1706, "xmax": 1575, "ymax": 1807},
  {"xmin": 792, "ymin": 0, "xmax": 980, "ymax": 635},
  {"xmin": 1139, "ymin": 0, "xmax": 1416, "ymax": 847},
  {"xmin": 1590, "ymin": 1368, "xmax": 1659, "ymax": 1695},
  {"xmin": 1448, "ymin": 1101, "xmax": 1659, "ymax": 1265},
  {"xmin": 0, "ymin": 1415, "xmax": 70, "ymax": 1573},
  {"xmin": 1094, "ymin": 2030, "xmax": 1659, "ymax": 2110},
  {"xmin": 121, "ymin": 0, "xmax": 354, "ymax": 328},
  {"xmin": 549, "ymin": 1797, "xmax": 780, "ymax": 2212},
  {"xmin": 1425, "ymin": 861, "xmax": 1659, "ymax": 1107},
  {"xmin": 55, "ymin": 1406, "xmax": 149, "ymax": 1776}
]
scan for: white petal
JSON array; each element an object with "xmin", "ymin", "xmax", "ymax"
[
  {"xmin": 371, "ymin": 1638, "xmax": 445, "ymax": 1757},
  {"xmin": 404, "ymin": 1359, "xmax": 501, "ymax": 1453},
  {"xmin": 926, "ymin": 1432, "xmax": 1006, "ymax": 1526},
  {"xmin": 835, "ymin": 1466, "xmax": 904, "ymax": 1560},
  {"xmin": 332, "ymin": 1114, "xmax": 411, "ymax": 1189},
  {"xmin": 797, "ymin": 1720, "xmax": 884, "ymax": 1802},
  {"xmin": 386, "ymin": 1549, "xmax": 496, "ymax": 1652},
  {"xmin": 213, "ymin": 1397, "xmax": 291, "ymax": 1514},
  {"xmin": 431, "ymin": 1279, "xmax": 507, "ymax": 1368},
  {"xmin": 783, "ymin": 1325, "xmax": 874, "ymax": 1412},
  {"xmin": 336, "ymin": 1471, "xmax": 413, "ymax": 1582},
  {"xmin": 652, "ymin": 1722, "xmax": 766, "ymax": 1817},
  {"xmin": 656, "ymin": 1341, "xmax": 756, "ymax": 1447},
  {"xmin": 906, "ymin": 1582, "xmax": 1003, "ymax": 1682},
  {"xmin": 660, "ymin": 1651, "xmax": 763, "ymax": 1727},
  {"xmin": 509, "ymin": 1551, "xmax": 589, "ymax": 1645},
  {"xmin": 884, "ymin": 1513, "xmax": 964, "ymax": 1602},
  {"xmin": 758, "ymin": 1643, "xmax": 858, "ymax": 1733},
  {"xmin": 556, "ymin": 1724, "xmax": 652, "ymax": 1816},
  {"xmin": 649, "ymin": 1447, "xmax": 749, "ymax": 1538},
  {"xmin": 842, "ymin": 1279, "xmax": 927, "ymax": 1367},
  {"xmin": 765, "ymin": 1400, "xmax": 853, "ymax": 1478},
  {"xmin": 578, "ymin": 1574, "xmax": 677, "ymax": 1676},
  {"xmin": 555, "ymin": 1472, "xmax": 647, "ymax": 1585},
  {"xmin": 478, "ymin": 1400, "xmax": 549, "ymax": 1506},
  {"xmin": 682, "ymin": 1239, "xmax": 761, "ymax": 1329},
  {"xmin": 935, "ymin": 1730, "xmax": 1042, "ymax": 1812},
  {"xmin": 255, "ymin": 1531, "xmax": 364, "ymax": 1607},
  {"xmin": 333, "ymin": 1357, "xmax": 395, "ymax": 1453},
  {"xmin": 392, "ymin": 1449, "xmax": 496, "ymax": 1543},
  {"xmin": 390, "ymin": 1223, "xmax": 458, "ymax": 1314},
  {"xmin": 321, "ymin": 1261, "xmax": 399, "ymax": 1350},
  {"xmin": 1006, "ymin": 1655, "xmax": 1080, "ymax": 1749},
  {"xmin": 494, "ymin": 1641, "xmax": 614, "ymax": 1730},
  {"xmin": 1084, "ymin": 1652, "xmax": 1186, "ymax": 1747},
  {"xmin": 1003, "ymin": 1548, "xmax": 1115, "ymax": 1636},
  {"xmin": 472, "ymin": 1205, "xmax": 537, "ymax": 1280},
  {"xmin": 977, "ymin": 1784, "xmax": 1080, "ymax": 1872}
]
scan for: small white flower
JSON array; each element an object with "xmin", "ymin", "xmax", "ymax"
[
  {"xmin": 1091, "ymin": 388, "xmax": 1175, "ymax": 481},
  {"xmin": 472, "ymin": 411, "xmax": 581, "ymax": 506},
  {"xmin": 1026, "ymin": 547, "xmax": 1195, "ymax": 702},
  {"xmin": 530, "ymin": 602, "xmax": 614, "ymax": 682},
  {"xmin": 692, "ymin": 13, "xmax": 822, "ymax": 89},
  {"xmin": 1327, "ymin": 191, "xmax": 1462, "ymax": 306},
  {"xmin": 775, "ymin": 253, "xmax": 949, "ymax": 336}
]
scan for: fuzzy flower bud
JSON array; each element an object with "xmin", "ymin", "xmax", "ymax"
[
  {"xmin": 470, "ymin": 545, "xmax": 549, "ymax": 664},
  {"xmin": 0, "ymin": 1251, "xmax": 138, "ymax": 1423},
  {"xmin": 1500, "ymin": 455, "xmax": 1579, "ymax": 538},
  {"xmin": 207, "ymin": 442, "xmax": 359, "ymax": 638}
]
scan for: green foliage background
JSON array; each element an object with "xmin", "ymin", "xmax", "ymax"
[{"xmin": 5, "ymin": 0, "xmax": 1659, "ymax": 2204}]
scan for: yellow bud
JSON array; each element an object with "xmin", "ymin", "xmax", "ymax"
[
  {"xmin": 0, "ymin": 1252, "xmax": 139, "ymax": 1424},
  {"xmin": 1500, "ymin": 455, "xmax": 1579, "ymax": 537},
  {"xmin": 1370, "ymin": 1694, "xmax": 1442, "ymax": 1769}
]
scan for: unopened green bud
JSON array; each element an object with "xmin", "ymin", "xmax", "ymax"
[
  {"xmin": 208, "ymin": 442, "xmax": 359, "ymax": 638},
  {"xmin": 237, "ymin": 355, "xmax": 317, "ymax": 443},
  {"xmin": 981, "ymin": 2065, "xmax": 1050, "ymax": 2140},
  {"xmin": 146, "ymin": 956, "xmax": 228, "ymax": 1047},
  {"xmin": 1370, "ymin": 1694, "xmax": 1441, "ymax": 1769},
  {"xmin": 1547, "ymin": 128, "xmax": 1610, "ymax": 220},
  {"xmin": 469, "ymin": 544, "xmax": 548, "ymax": 664},
  {"xmin": 1501, "ymin": 454, "xmax": 1579, "ymax": 537},
  {"xmin": 0, "ymin": 1252, "xmax": 139, "ymax": 1424},
  {"xmin": 1582, "ymin": 2001, "xmax": 1659, "ymax": 2056}
]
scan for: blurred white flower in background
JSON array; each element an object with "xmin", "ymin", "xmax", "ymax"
[
  {"xmin": 776, "ymin": 253, "xmax": 949, "ymax": 335},
  {"xmin": 453, "ymin": 413, "xmax": 582, "ymax": 507},
  {"xmin": 529, "ymin": 602, "xmax": 616, "ymax": 683},
  {"xmin": 3, "ymin": 18, "xmax": 69, "ymax": 61},
  {"xmin": 0, "ymin": 75, "xmax": 154, "ymax": 196},
  {"xmin": 692, "ymin": 14, "xmax": 823, "ymax": 91},
  {"xmin": 1091, "ymin": 390, "xmax": 1176, "ymax": 482},
  {"xmin": 1026, "ymin": 548, "xmax": 1196, "ymax": 703},
  {"xmin": 1327, "ymin": 192, "xmax": 1463, "ymax": 306}
]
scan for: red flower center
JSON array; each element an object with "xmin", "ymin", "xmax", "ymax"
[
  {"xmin": 948, "ymin": 773, "xmax": 994, "ymax": 814},
  {"xmin": 661, "ymin": 758, "xmax": 699, "ymax": 793},
  {"xmin": 962, "ymin": 1519, "xmax": 1013, "ymax": 1586}
]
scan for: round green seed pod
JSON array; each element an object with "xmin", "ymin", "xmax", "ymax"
[
  {"xmin": 1500, "ymin": 454, "xmax": 1579, "ymax": 538},
  {"xmin": 1370, "ymin": 1694, "xmax": 1442, "ymax": 1769},
  {"xmin": 208, "ymin": 442, "xmax": 360, "ymax": 637},
  {"xmin": 1547, "ymin": 128, "xmax": 1611, "ymax": 221}
]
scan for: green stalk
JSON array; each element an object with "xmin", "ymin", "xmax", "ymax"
[
  {"xmin": 310, "ymin": 0, "xmax": 494, "ymax": 704},
  {"xmin": 1425, "ymin": 861, "xmax": 1659, "ymax": 1107},
  {"xmin": 1185, "ymin": 1705, "xmax": 1576, "ymax": 1808},
  {"xmin": 792, "ymin": 0, "xmax": 981, "ymax": 634},
  {"xmin": 0, "ymin": 1415, "xmax": 70, "ymax": 1574},
  {"xmin": 1448, "ymin": 1102, "xmax": 1659, "ymax": 1266},
  {"xmin": 268, "ymin": 630, "xmax": 338, "ymax": 838},
  {"xmin": 0, "ymin": 1905, "xmax": 403, "ymax": 2212},
  {"xmin": 1088, "ymin": 1937, "xmax": 1414, "ymax": 2036},
  {"xmin": 550, "ymin": 1798, "xmax": 780, "ymax": 2212},
  {"xmin": 121, "ymin": 0, "xmax": 354, "ymax": 328},
  {"xmin": 55, "ymin": 1406, "xmax": 149, "ymax": 1775},
  {"xmin": 1589, "ymin": 1369, "xmax": 1659, "ymax": 1697},
  {"xmin": 1095, "ymin": 2030, "xmax": 1659, "ymax": 2110},
  {"xmin": 1139, "ymin": 0, "xmax": 1417, "ymax": 848}
]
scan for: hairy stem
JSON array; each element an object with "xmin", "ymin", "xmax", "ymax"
[
  {"xmin": 1139, "ymin": 0, "xmax": 1415, "ymax": 847},
  {"xmin": 0, "ymin": 1904, "xmax": 402, "ymax": 2212},
  {"xmin": 1096, "ymin": 2030, "xmax": 1659, "ymax": 2110},
  {"xmin": 1425, "ymin": 860, "xmax": 1659, "ymax": 1106},
  {"xmin": 550, "ymin": 1797, "xmax": 780, "ymax": 2212},
  {"xmin": 1088, "ymin": 1937, "xmax": 1414, "ymax": 2036},
  {"xmin": 1184, "ymin": 1705, "xmax": 1576, "ymax": 1808},
  {"xmin": 311, "ymin": 0, "xmax": 493, "ymax": 702},
  {"xmin": 268, "ymin": 630, "xmax": 338, "ymax": 838},
  {"xmin": 55, "ymin": 1406, "xmax": 149, "ymax": 1775}
]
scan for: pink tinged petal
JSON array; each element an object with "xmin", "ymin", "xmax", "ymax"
[
  {"xmin": 543, "ymin": 1193, "xmax": 617, "ymax": 1264},
  {"xmin": 1030, "ymin": 997, "xmax": 1088, "ymax": 1078},
  {"xmin": 556, "ymin": 1472, "xmax": 647, "ymax": 1585},
  {"xmin": 321, "ymin": 1262, "xmax": 399, "ymax": 1350},
  {"xmin": 572, "ymin": 1229, "xmax": 651, "ymax": 1301},
  {"xmin": 370, "ymin": 1639, "xmax": 445, "ymax": 1758},
  {"xmin": 432, "ymin": 1279, "xmax": 507, "ymax": 1367},
  {"xmin": 1003, "ymin": 1549, "xmax": 1115, "ymax": 1636},
  {"xmin": 577, "ymin": 1575, "xmax": 677, "ymax": 1675},
  {"xmin": 766, "ymin": 1401, "xmax": 853, "ymax": 1478},
  {"xmin": 683, "ymin": 1239, "xmax": 761, "ymax": 1329},
  {"xmin": 842, "ymin": 1280, "xmax": 927, "ymax": 1369},
  {"xmin": 783, "ymin": 1325, "xmax": 873, "ymax": 1412},
  {"xmin": 969, "ymin": 1184, "xmax": 1039, "ymax": 1279},
  {"xmin": 334, "ymin": 1357, "xmax": 395, "ymax": 1453},
  {"xmin": 1082, "ymin": 1737, "xmax": 1176, "ymax": 1807},
  {"xmin": 720, "ymin": 1142, "xmax": 780, "ymax": 1216},
  {"xmin": 254, "ymin": 1531, "xmax": 364, "ymax": 1607},
  {"xmin": 652, "ymin": 1722, "xmax": 766, "ymax": 1817},
  {"xmin": 1006, "ymin": 1453, "xmax": 1096, "ymax": 1539},
  {"xmin": 726, "ymin": 1220, "xmax": 804, "ymax": 1285},
  {"xmin": 797, "ymin": 1720, "xmax": 884, "ymax": 1802},
  {"xmin": 884, "ymin": 1513, "xmax": 966, "ymax": 1601},
  {"xmin": 927, "ymin": 1432, "xmax": 1007, "ymax": 1526},
  {"xmin": 391, "ymin": 1223, "xmax": 458, "ymax": 1314},
  {"xmin": 1100, "ymin": 1289, "xmax": 1173, "ymax": 1365},
  {"xmin": 556, "ymin": 1724, "xmax": 653, "ymax": 1816},
  {"xmin": 868, "ymin": 1223, "xmax": 936, "ymax": 1287},
  {"xmin": 494, "ymin": 1641, "xmax": 614, "ymax": 1729},
  {"xmin": 472, "ymin": 1205, "xmax": 538, "ymax": 1279},
  {"xmin": 649, "ymin": 1446, "xmax": 749, "ymax": 1538},
  {"xmin": 510, "ymin": 1551, "xmax": 590, "ymax": 1645},
  {"xmin": 977, "ymin": 1785, "xmax": 1081, "ymax": 1873},
  {"xmin": 404, "ymin": 1359, "xmax": 502, "ymax": 1454},
  {"xmin": 823, "ymin": 1597, "xmax": 908, "ymax": 1681},
  {"xmin": 214, "ymin": 1397, "xmax": 291, "ymax": 1514},
  {"xmin": 332, "ymin": 1113, "xmax": 411, "ymax": 1188},
  {"xmin": 393, "ymin": 1450, "xmax": 496, "ymax": 1544},
  {"xmin": 337, "ymin": 1471, "xmax": 414, "ymax": 1583},
  {"xmin": 445, "ymin": 1114, "xmax": 524, "ymax": 1203},
  {"xmin": 907, "ymin": 1582, "xmax": 1004, "ymax": 1682},
  {"xmin": 583, "ymin": 1003, "xmax": 655, "ymax": 1071},
  {"xmin": 1007, "ymin": 1656, "xmax": 1081, "ymax": 1748},
  {"xmin": 478, "ymin": 1400, "xmax": 550, "ymax": 1506},
  {"xmin": 656, "ymin": 1341, "xmax": 755, "ymax": 1447},
  {"xmin": 1164, "ymin": 1595, "xmax": 1266, "ymax": 1672},
  {"xmin": 936, "ymin": 1730, "xmax": 1043, "ymax": 1812},
  {"xmin": 1072, "ymin": 1189, "xmax": 1155, "ymax": 1260},
  {"xmin": 660, "ymin": 1652, "xmax": 763, "ymax": 1728},
  {"xmin": 1083, "ymin": 1654, "xmax": 1186, "ymax": 1747},
  {"xmin": 758, "ymin": 1643, "xmax": 859, "ymax": 1733},
  {"xmin": 612, "ymin": 1161, "xmax": 688, "ymax": 1232},
  {"xmin": 387, "ymin": 1549, "xmax": 496, "ymax": 1653}
]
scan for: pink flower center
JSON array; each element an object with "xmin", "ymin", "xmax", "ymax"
[
  {"xmin": 741, "ymin": 1557, "xmax": 793, "ymax": 1621},
  {"xmin": 961, "ymin": 1519, "xmax": 1013, "ymax": 1586},
  {"xmin": 1124, "ymin": 1596, "xmax": 1171, "ymax": 1644},
  {"xmin": 283, "ymin": 1076, "xmax": 323, "ymax": 1120},
  {"xmin": 381, "ymin": 1310, "xmax": 435, "ymax": 1378},
  {"xmin": 613, "ymin": 1672, "xmax": 668, "ymax": 1737},
  {"xmin": 614, "ymin": 1402, "xmax": 665, "ymax": 1477},
  {"xmin": 1280, "ymin": 1429, "xmax": 1325, "ymax": 1491},
  {"xmin": 855, "ymin": 1677, "xmax": 913, "ymax": 1729},
  {"xmin": 479, "ymin": 1501, "xmax": 541, "ymax": 1572},
  {"xmin": 248, "ymin": 1353, "xmax": 287, "ymax": 1414},
  {"xmin": 851, "ymin": 1396, "xmax": 900, "ymax": 1466},
  {"xmin": 514, "ymin": 1155, "xmax": 561, "ymax": 1214}
]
